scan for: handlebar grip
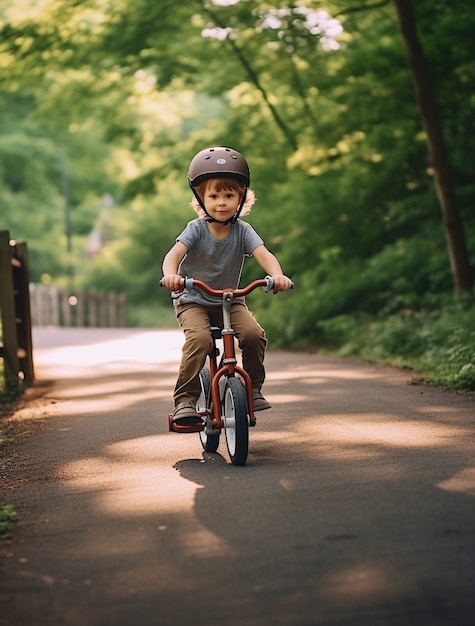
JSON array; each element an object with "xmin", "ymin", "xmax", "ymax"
[
  {"xmin": 184, "ymin": 277, "xmax": 194, "ymax": 291},
  {"xmin": 263, "ymin": 275, "xmax": 274, "ymax": 293},
  {"xmin": 263, "ymin": 276, "xmax": 294, "ymax": 291}
]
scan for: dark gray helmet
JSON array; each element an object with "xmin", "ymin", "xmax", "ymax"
[{"xmin": 188, "ymin": 146, "xmax": 250, "ymax": 188}]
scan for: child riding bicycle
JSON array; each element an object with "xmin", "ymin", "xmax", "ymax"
[{"xmin": 161, "ymin": 146, "xmax": 293, "ymax": 427}]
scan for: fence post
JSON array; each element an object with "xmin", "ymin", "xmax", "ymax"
[
  {"xmin": 98, "ymin": 292, "xmax": 107, "ymax": 327},
  {"xmin": 0, "ymin": 231, "xmax": 34, "ymax": 393},
  {"xmin": 0, "ymin": 231, "xmax": 20, "ymax": 394},
  {"xmin": 75, "ymin": 293, "xmax": 85, "ymax": 327},
  {"xmin": 60, "ymin": 289, "xmax": 71, "ymax": 327},
  {"xmin": 87, "ymin": 290, "xmax": 97, "ymax": 327},
  {"xmin": 12, "ymin": 240, "xmax": 34, "ymax": 385},
  {"xmin": 48, "ymin": 286, "xmax": 59, "ymax": 326},
  {"xmin": 118, "ymin": 293, "xmax": 127, "ymax": 327}
]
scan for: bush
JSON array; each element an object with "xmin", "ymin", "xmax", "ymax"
[
  {"xmin": 318, "ymin": 301, "xmax": 475, "ymax": 391},
  {"xmin": 0, "ymin": 504, "xmax": 16, "ymax": 540}
]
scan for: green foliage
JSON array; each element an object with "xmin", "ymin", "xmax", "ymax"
[
  {"xmin": 0, "ymin": 504, "xmax": 16, "ymax": 540},
  {"xmin": 78, "ymin": 176, "xmax": 193, "ymax": 305},
  {"xmin": 318, "ymin": 300, "xmax": 475, "ymax": 392}
]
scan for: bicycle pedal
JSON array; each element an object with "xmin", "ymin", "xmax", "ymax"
[{"xmin": 168, "ymin": 414, "xmax": 204, "ymax": 433}]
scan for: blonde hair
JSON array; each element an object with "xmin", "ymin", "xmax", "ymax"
[{"xmin": 191, "ymin": 177, "xmax": 256, "ymax": 218}]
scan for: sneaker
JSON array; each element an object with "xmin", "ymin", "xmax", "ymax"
[
  {"xmin": 172, "ymin": 401, "xmax": 201, "ymax": 425},
  {"xmin": 253, "ymin": 390, "xmax": 271, "ymax": 411}
]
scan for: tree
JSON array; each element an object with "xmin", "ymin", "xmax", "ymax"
[{"xmin": 392, "ymin": 0, "xmax": 473, "ymax": 294}]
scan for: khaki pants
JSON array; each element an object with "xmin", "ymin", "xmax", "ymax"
[{"xmin": 174, "ymin": 303, "xmax": 267, "ymax": 406}]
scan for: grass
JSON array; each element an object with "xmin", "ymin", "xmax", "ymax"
[
  {"xmin": 0, "ymin": 359, "xmax": 23, "ymax": 401},
  {"xmin": 0, "ymin": 504, "xmax": 16, "ymax": 540}
]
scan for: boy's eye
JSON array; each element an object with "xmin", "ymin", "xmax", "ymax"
[{"xmin": 207, "ymin": 191, "xmax": 236, "ymax": 200}]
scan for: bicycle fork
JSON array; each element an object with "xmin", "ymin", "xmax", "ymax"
[{"xmin": 208, "ymin": 291, "xmax": 256, "ymax": 429}]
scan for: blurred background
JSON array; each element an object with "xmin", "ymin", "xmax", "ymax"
[{"xmin": 0, "ymin": 0, "xmax": 474, "ymax": 389}]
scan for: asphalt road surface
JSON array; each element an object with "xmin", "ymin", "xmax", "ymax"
[{"xmin": 1, "ymin": 327, "xmax": 474, "ymax": 626}]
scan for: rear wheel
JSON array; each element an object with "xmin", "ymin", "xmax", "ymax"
[
  {"xmin": 223, "ymin": 377, "xmax": 249, "ymax": 466},
  {"xmin": 197, "ymin": 367, "xmax": 220, "ymax": 453}
]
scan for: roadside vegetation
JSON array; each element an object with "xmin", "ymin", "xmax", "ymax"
[{"xmin": 0, "ymin": 504, "xmax": 16, "ymax": 540}]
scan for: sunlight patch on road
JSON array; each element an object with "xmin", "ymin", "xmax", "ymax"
[
  {"xmin": 267, "ymin": 370, "xmax": 328, "ymax": 383},
  {"xmin": 251, "ymin": 430, "xmax": 296, "ymax": 442},
  {"xmin": 267, "ymin": 367, "xmax": 385, "ymax": 382},
  {"xmin": 279, "ymin": 477, "xmax": 297, "ymax": 491},
  {"xmin": 38, "ymin": 385, "xmax": 171, "ymax": 415},
  {"xmin": 33, "ymin": 329, "xmax": 184, "ymax": 369},
  {"xmin": 295, "ymin": 418, "xmax": 471, "ymax": 448},
  {"xmin": 319, "ymin": 561, "xmax": 401, "ymax": 600},
  {"xmin": 61, "ymin": 456, "xmax": 196, "ymax": 514},
  {"xmin": 438, "ymin": 468, "xmax": 475, "ymax": 496},
  {"xmin": 180, "ymin": 527, "xmax": 235, "ymax": 558},
  {"xmin": 267, "ymin": 393, "xmax": 311, "ymax": 404}
]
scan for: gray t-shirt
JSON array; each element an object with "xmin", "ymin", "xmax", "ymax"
[{"xmin": 172, "ymin": 218, "xmax": 263, "ymax": 307}]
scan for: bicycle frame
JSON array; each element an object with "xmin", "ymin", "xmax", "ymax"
[{"xmin": 183, "ymin": 276, "xmax": 274, "ymax": 431}]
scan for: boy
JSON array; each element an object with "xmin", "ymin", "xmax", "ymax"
[{"xmin": 161, "ymin": 146, "xmax": 293, "ymax": 426}]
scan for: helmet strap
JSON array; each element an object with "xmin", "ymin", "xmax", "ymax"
[{"xmin": 230, "ymin": 187, "xmax": 247, "ymax": 224}]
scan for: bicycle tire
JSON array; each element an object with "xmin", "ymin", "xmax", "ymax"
[
  {"xmin": 223, "ymin": 376, "xmax": 249, "ymax": 466},
  {"xmin": 197, "ymin": 367, "xmax": 220, "ymax": 453}
]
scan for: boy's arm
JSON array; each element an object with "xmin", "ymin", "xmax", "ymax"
[
  {"xmin": 252, "ymin": 245, "xmax": 293, "ymax": 293},
  {"xmin": 161, "ymin": 241, "xmax": 188, "ymax": 291}
]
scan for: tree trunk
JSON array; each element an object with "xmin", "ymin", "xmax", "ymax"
[{"xmin": 392, "ymin": 0, "xmax": 473, "ymax": 294}]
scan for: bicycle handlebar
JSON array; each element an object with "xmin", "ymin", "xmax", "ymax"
[{"xmin": 184, "ymin": 276, "xmax": 275, "ymax": 296}]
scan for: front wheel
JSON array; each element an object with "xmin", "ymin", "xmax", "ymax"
[
  {"xmin": 197, "ymin": 367, "xmax": 220, "ymax": 453},
  {"xmin": 223, "ymin": 377, "xmax": 249, "ymax": 466}
]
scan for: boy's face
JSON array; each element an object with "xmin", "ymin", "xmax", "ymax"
[{"xmin": 203, "ymin": 180, "xmax": 242, "ymax": 222}]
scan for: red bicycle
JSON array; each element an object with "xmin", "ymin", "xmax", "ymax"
[{"xmin": 168, "ymin": 276, "xmax": 280, "ymax": 466}]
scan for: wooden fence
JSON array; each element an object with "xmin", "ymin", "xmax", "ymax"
[
  {"xmin": 1, "ymin": 229, "xmax": 128, "ymax": 396},
  {"xmin": 29, "ymin": 285, "xmax": 127, "ymax": 328},
  {"xmin": 0, "ymin": 230, "xmax": 34, "ymax": 395}
]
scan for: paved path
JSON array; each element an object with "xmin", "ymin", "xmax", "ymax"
[{"xmin": 1, "ymin": 327, "xmax": 474, "ymax": 626}]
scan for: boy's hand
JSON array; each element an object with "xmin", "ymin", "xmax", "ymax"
[
  {"xmin": 271, "ymin": 275, "xmax": 293, "ymax": 293},
  {"xmin": 161, "ymin": 274, "xmax": 184, "ymax": 291}
]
